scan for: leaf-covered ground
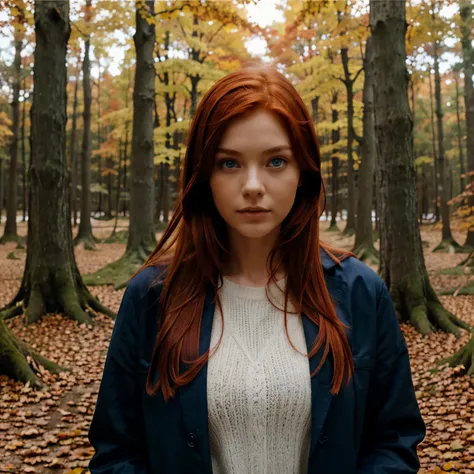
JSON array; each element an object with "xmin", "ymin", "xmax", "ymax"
[{"xmin": 0, "ymin": 219, "xmax": 473, "ymax": 474}]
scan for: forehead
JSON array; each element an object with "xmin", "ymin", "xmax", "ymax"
[{"xmin": 218, "ymin": 109, "xmax": 291, "ymax": 153}]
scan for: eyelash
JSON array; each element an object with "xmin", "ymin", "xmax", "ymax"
[{"xmin": 217, "ymin": 157, "xmax": 289, "ymax": 169}]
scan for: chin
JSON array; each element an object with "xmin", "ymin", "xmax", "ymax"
[{"xmin": 232, "ymin": 223, "xmax": 279, "ymax": 240}]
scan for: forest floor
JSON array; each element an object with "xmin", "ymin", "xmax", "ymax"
[{"xmin": 0, "ymin": 217, "xmax": 473, "ymax": 474}]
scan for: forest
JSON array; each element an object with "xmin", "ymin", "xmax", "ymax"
[{"xmin": 0, "ymin": 0, "xmax": 473, "ymax": 472}]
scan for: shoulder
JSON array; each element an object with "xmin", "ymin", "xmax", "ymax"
[
  {"xmin": 128, "ymin": 265, "xmax": 167, "ymax": 296},
  {"xmin": 333, "ymin": 255, "xmax": 387, "ymax": 305}
]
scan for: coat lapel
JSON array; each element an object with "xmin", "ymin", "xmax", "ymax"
[
  {"xmin": 178, "ymin": 249, "xmax": 350, "ymax": 472},
  {"xmin": 178, "ymin": 286, "xmax": 215, "ymax": 474},
  {"xmin": 302, "ymin": 265, "xmax": 350, "ymax": 462}
]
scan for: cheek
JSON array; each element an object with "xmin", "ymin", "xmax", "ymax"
[{"xmin": 210, "ymin": 176, "xmax": 232, "ymax": 214}]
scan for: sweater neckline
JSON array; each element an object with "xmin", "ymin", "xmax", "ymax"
[{"xmin": 220, "ymin": 276, "xmax": 287, "ymax": 300}]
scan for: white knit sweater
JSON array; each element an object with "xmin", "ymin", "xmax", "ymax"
[{"xmin": 207, "ymin": 276, "xmax": 312, "ymax": 474}]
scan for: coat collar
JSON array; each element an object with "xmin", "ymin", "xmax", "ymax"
[{"xmin": 179, "ymin": 248, "xmax": 349, "ymax": 473}]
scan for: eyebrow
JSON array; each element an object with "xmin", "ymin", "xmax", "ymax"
[{"xmin": 215, "ymin": 145, "xmax": 292, "ymax": 156}]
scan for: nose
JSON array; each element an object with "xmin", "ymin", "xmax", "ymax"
[{"xmin": 242, "ymin": 166, "xmax": 264, "ymax": 197}]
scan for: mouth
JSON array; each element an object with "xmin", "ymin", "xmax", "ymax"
[{"xmin": 237, "ymin": 208, "xmax": 270, "ymax": 213}]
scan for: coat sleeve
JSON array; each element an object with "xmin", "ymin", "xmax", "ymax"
[
  {"xmin": 88, "ymin": 281, "xmax": 149, "ymax": 474},
  {"xmin": 356, "ymin": 284, "xmax": 426, "ymax": 473}
]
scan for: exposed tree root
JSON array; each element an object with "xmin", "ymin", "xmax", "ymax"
[
  {"xmin": 82, "ymin": 247, "xmax": 150, "ymax": 290},
  {"xmin": 394, "ymin": 278, "xmax": 471, "ymax": 337},
  {"xmin": 0, "ymin": 233, "xmax": 23, "ymax": 245},
  {"xmin": 104, "ymin": 229, "xmax": 128, "ymax": 244},
  {"xmin": 0, "ymin": 319, "xmax": 67, "ymax": 388},
  {"xmin": 459, "ymin": 251, "xmax": 474, "ymax": 268},
  {"xmin": 438, "ymin": 335, "xmax": 474, "ymax": 376},
  {"xmin": 432, "ymin": 238, "xmax": 464, "ymax": 253},
  {"xmin": 353, "ymin": 244, "xmax": 380, "ymax": 265},
  {"xmin": 0, "ymin": 302, "xmax": 24, "ymax": 321},
  {"xmin": 74, "ymin": 234, "xmax": 99, "ymax": 250}
]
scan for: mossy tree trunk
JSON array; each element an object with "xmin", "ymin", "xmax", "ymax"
[
  {"xmin": 431, "ymin": 3, "xmax": 461, "ymax": 252},
  {"xmin": 0, "ymin": 0, "xmax": 114, "ymax": 387},
  {"xmin": 75, "ymin": 0, "xmax": 97, "ymax": 249},
  {"xmin": 127, "ymin": 0, "xmax": 156, "ymax": 256},
  {"xmin": 460, "ymin": 0, "xmax": 474, "ymax": 249},
  {"xmin": 1, "ymin": 31, "xmax": 22, "ymax": 244},
  {"xmin": 370, "ymin": 0, "xmax": 470, "ymax": 337},
  {"xmin": 353, "ymin": 36, "xmax": 378, "ymax": 264},
  {"xmin": 82, "ymin": 0, "xmax": 156, "ymax": 289},
  {"xmin": 70, "ymin": 59, "xmax": 80, "ymax": 227}
]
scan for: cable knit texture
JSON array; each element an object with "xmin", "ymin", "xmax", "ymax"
[{"xmin": 207, "ymin": 276, "xmax": 312, "ymax": 474}]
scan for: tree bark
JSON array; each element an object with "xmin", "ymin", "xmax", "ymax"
[
  {"xmin": 460, "ymin": 0, "xmax": 474, "ymax": 249},
  {"xmin": 2, "ymin": 32, "xmax": 22, "ymax": 242},
  {"xmin": 353, "ymin": 36, "xmax": 378, "ymax": 264},
  {"xmin": 329, "ymin": 91, "xmax": 340, "ymax": 231},
  {"xmin": 75, "ymin": 0, "xmax": 96, "ymax": 249},
  {"xmin": 428, "ymin": 70, "xmax": 440, "ymax": 222},
  {"xmin": 432, "ymin": 3, "xmax": 460, "ymax": 251},
  {"xmin": 81, "ymin": 0, "xmax": 156, "ymax": 289},
  {"xmin": 127, "ymin": 0, "xmax": 156, "ymax": 254},
  {"xmin": 21, "ymin": 81, "xmax": 27, "ymax": 222},
  {"xmin": 370, "ymin": 0, "xmax": 469, "ymax": 336},
  {"xmin": 455, "ymin": 75, "xmax": 466, "ymax": 195},
  {"xmin": 21, "ymin": 77, "xmax": 27, "ymax": 222},
  {"xmin": 0, "ymin": 0, "xmax": 114, "ymax": 388},
  {"xmin": 341, "ymin": 45, "xmax": 356, "ymax": 235},
  {"xmin": 70, "ymin": 61, "xmax": 80, "ymax": 227}
]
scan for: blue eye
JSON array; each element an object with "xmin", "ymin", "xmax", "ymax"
[
  {"xmin": 221, "ymin": 159, "xmax": 238, "ymax": 169},
  {"xmin": 269, "ymin": 157, "xmax": 287, "ymax": 168}
]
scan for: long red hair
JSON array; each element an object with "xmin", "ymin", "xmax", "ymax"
[{"xmin": 138, "ymin": 65, "xmax": 354, "ymax": 401}]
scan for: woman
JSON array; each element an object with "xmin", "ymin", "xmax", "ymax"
[{"xmin": 88, "ymin": 65, "xmax": 425, "ymax": 474}]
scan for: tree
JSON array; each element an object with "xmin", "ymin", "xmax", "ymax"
[
  {"xmin": 370, "ymin": 0, "xmax": 469, "ymax": 336},
  {"xmin": 460, "ymin": 0, "xmax": 474, "ymax": 250},
  {"xmin": 83, "ymin": 0, "xmax": 157, "ymax": 288},
  {"xmin": 74, "ymin": 0, "xmax": 98, "ymax": 249},
  {"xmin": 1, "ymin": 4, "xmax": 25, "ymax": 244},
  {"xmin": 0, "ymin": 0, "xmax": 113, "ymax": 387},
  {"xmin": 431, "ymin": 0, "xmax": 461, "ymax": 252},
  {"xmin": 353, "ymin": 36, "xmax": 378, "ymax": 264}
]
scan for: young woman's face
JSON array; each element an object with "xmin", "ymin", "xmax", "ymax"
[{"xmin": 209, "ymin": 108, "xmax": 301, "ymax": 242}]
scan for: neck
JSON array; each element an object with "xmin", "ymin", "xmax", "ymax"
[{"xmin": 223, "ymin": 228, "xmax": 285, "ymax": 286}]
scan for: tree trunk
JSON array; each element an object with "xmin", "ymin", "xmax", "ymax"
[
  {"xmin": 455, "ymin": 75, "xmax": 466, "ymax": 195},
  {"xmin": 432, "ymin": 4, "xmax": 460, "ymax": 251},
  {"xmin": 0, "ymin": 0, "xmax": 114, "ymax": 388},
  {"xmin": 341, "ymin": 46, "xmax": 356, "ymax": 236},
  {"xmin": 189, "ymin": 15, "xmax": 200, "ymax": 119},
  {"xmin": 127, "ymin": 0, "xmax": 156, "ymax": 255},
  {"xmin": 428, "ymin": 70, "xmax": 440, "ymax": 222},
  {"xmin": 75, "ymin": 7, "xmax": 96, "ymax": 249},
  {"xmin": 311, "ymin": 96, "xmax": 319, "ymax": 124},
  {"xmin": 370, "ymin": 0, "xmax": 469, "ymax": 336},
  {"xmin": 329, "ymin": 91, "xmax": 339, "ymax": 231},
  {"xmin": 22, "ymin": 77, "xmax": 27, "ymax": 222},
  {"xmin": 70, "ymin": 61, "xmax": 80, "ymax": 227},
  {"xmin": 2, "ymin": 33, "xmax": 22, "ymax": 243},
  {"xmin": 353, "ymin": 36, "xmax": 378, "ymax": 264},
  {"xmin": 97, "ymin": 58, "xmax": 103, "ymax": 217},
  {"xmin": 80, "ymin": 0, "xmax": 156, "ymax": 290},
  {"xmin": 460, "ymin": 0, "xmax": 474, "ymax": 249}
]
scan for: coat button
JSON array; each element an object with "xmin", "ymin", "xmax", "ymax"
[{"xmin": 187, "ymin": 432, "xmax": 197, "ymax": 448}]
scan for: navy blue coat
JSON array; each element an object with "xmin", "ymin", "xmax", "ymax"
[{"xmin": 88, "ymin": 250, "xmax": 426, "ymax": 473}]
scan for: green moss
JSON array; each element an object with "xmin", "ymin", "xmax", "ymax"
[{"xmin": 83, "ymin": 249, "xmax": 147, "ymax": 289}]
